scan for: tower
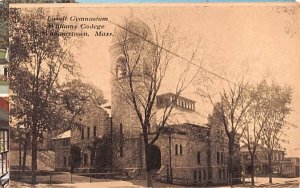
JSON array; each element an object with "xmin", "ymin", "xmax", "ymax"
[{"xmin": 110, "ymin": 18, "xmax": 153, "ymax": 170}]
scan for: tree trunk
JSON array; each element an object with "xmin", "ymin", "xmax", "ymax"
[
  {"xmin": 22, "ymin": 141, "xmax": 28, "ymax": 172},
  {"xmin": 146, "ymin": 170, "xmax": 153, "ymax": 188},
  {"xmin": 250, "ymin": 155, "xmax": 255, "ymax": 186},
  {"xmin": 19, "ymin": 141, "xmax": 22, "ymax": 179},
  {"xmin": 268, "ymin": 152, "xmax": 273, "ymax": 184},
  {"xmin": 145, "ymin": 144, "xmax": 153, "ymax": 187},
  {"xmin": 228, "ymin": 139, "xmax": 234, "ymax": 186},
  {"xmin": 31, "ymin": 126, "xmax": 38, "ymax": 184}
]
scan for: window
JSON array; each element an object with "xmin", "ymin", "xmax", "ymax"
[
  {"xmin": 64, "ymin": 156, "xmax": 67, "ymax": 167},
  {"xmin": 203, "ymin": 170, "xmax": 206, "ymax": 180},
  {"xmin": 223, "ymin": 169, "xmax": 226, "ymax": 179},
  {"xmin": 218, "ymin": 169, "xmax": 222, "ymax": 179},
  {"xmin": 81, "ymin": 126, "xmax": 84, "ymax": 139},
  {"xmin": 87, "ymin": 127, "xmax": 90, "ymax": 138},
  {"xmin": 175, "ymin": 144, "xmax": 178, "ymax": 155},
  {"xmin": 120, "ymin": 123, "xmax": 123, "ymax": 135},
  {"xmin": 179, "ymin": 145, "xmax": 183, "ymax": 155},
  {"xmin": 93, "ymin": 126, "xmax": 97, "ymax": 137},
  {"xmin": 198, "ymin": 170, "xmax": 202, "ymax": 181},
  {"xmin": 83, "ymin": 153, "xmax": 88, "ymax": 166},
  {"xmin": 221, "ymin": 152, "xmax": 224, "ymax": 163},
  {"xmin": 197, "ymin": 152, "xmax": 201, "ymax": 164},
  {"xmin": 193, "ymin": 171, "xmax": 197, "ymax": 182},
  {"xmin": 120, "ymin": 123, "xmax": 124, "ymax": 157},
  {"xmin": 217, "ymin": 152, "xmax": 220, "ymax": 164}
]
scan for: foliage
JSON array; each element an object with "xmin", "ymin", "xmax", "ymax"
[
  {"xmin": 9, "ymin": 8, "xmax": 79, "ymax": 184},
  {"xmin": 59, "ymin": 79, "xmax": 107, "ymax": 130}
]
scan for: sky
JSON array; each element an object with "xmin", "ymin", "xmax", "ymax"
[
  {"xmin": 72, "ymin": 4, "xmax": 300, "ymax": 157},
  {"xmin": 13, "ymin": 3, "xmax": 300, "ymax": 157}
]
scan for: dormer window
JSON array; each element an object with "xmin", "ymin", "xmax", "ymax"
[{"xmin": 116, "ymin": 57, "xmax": 127, "ymax": 78}]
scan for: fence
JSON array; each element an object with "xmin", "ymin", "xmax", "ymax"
[
  {"xmin": 157, "ymin": 175, "xmax": 245, "ymax": 187},
  {"xmin": 11, "ymin": 170, "xmax": 126, "ymax": 184}
]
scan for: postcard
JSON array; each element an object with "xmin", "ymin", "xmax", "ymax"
[{"xmin": 8, "ymin": 3, "xmax": 300, "ymax": 187}]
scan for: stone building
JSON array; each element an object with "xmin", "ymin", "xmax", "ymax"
[
  {"xmin": 52, "ymin": 18, "xmax": 235, "ymax": 186},
  {"xmin": 109, "ymin": 18, "xmax": 231, "ymax": 186},
  {"xmin": 52, "ymin": 102, "xmax": 111, "ymax": 171}
]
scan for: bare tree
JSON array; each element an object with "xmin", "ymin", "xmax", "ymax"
[
  {"xmin": 259, "ymin": 81, "xmax": 292, "ymax": 184},
  {"xmin": 240, "ymin": 81, "xmax": 268, "ymax": 186},
  {"xmin": 205, "ymin": 81, "xmax": 253, "ymax": 186},
  {"xmin": 113, "ymin": 18, "xmax": 200, "ymax": 187}
]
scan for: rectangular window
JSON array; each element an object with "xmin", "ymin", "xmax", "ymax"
[
  {"xmin": 175, "ymin": 144, "xmax": 178, "ymax": 155},
  {"xmin": 217, "ymin": 152, "xmax": 220, "ymax": 164},
  {"xmin": 180, "ymin": 145, "xmax": 183, "ymax": 155},
  {"xmin": 203, "ymin": 170, "xmax": 206, "ymax": 180},
  {"xmin": 87, "ymin": 127, "xmax": 90, "ymax": 138},
  {"xmin": 221, "ymin": 152, "xmax": 223, "ymax": 163},
  {"xmin": 223, "ymin": 169, "xmax": 226, "ymax": 179},
  {"xmin": 197, "ymin": 152, "xmax": 201, "ymax": 164},
  {"xmin": 120, "ymin": 123, "xmax": 123, "ymax": 135},
  {"xmin": 193, "ymin": 171, "xmax": 197, "ymax": 183},
  {"xmin": 120, "ymin": 146, "xmax": 123, "ymax": 157},
  {"xmin": 120, "ymin": 123, "xmax": 124, "ymax": 157},
  {"xmin": 94, "ymin": 126, "xmax": 97, "ymax": 137},
  {"xmin": 198, "ymin": 170, "xmax": 202, "ymax": 181},
  {"xmin": 81, "ymin": 126, "xmax": 84, "ymax": 139},
  {"xmin": 64, "ymin": 156, "xmax": 67, "ymax": 167}
]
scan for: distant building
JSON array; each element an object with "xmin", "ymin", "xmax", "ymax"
[
  {"xmin": 52, "ymin": 104, "xmax": 111, "ymax": 171},
  {"xmin": 286, "ymin": 157, "xmax": 300, "ymax": 177},
  {"xmin": 240, "ymin": 144, "xmax": 297, "ymax": 178}
]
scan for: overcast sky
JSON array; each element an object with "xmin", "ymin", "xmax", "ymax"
[{"xmin": 14, "ymin": 3, "xmax": 300, "ymax": 157}]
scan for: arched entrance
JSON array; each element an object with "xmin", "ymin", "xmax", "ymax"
[
  {"xmin": 147, "ymin": 145, "xmax": 161, "ymax": 171},
  {"xmin": 82, "ymin": 146, "xmax": 93, "ymax": 167}
]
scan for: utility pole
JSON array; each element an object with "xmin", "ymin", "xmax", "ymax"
[{"xmin": 168, "ymin": 127, "xmax": 173, "ymax": 183}]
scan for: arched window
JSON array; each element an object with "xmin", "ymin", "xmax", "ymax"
[{"xmin": 116, "ymin": 58, "xmax": 127, "ymax": 78}]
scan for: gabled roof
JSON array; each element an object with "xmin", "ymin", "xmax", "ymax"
[{"xmin": 51, "ymin": 130, "xmax": 71, "ymax": 140}]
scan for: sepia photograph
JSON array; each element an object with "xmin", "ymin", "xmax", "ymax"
[{"xmin": 8, "ymin": 3, "xmax": 300, "ymax": 187}]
